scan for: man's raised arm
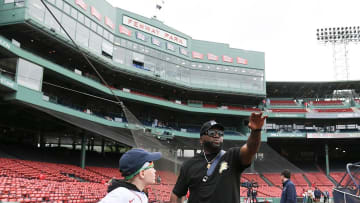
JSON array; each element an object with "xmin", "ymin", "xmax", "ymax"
[{"xmin": 240, "ymin": 112, "xmax": 267, "ymax": 165}]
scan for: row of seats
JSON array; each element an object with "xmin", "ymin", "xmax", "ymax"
[
  {"xmin": 86, "ymin": 166, "xmax": 123, "ymax": 180},
  {"xmin": 269, "ymin": 108, "xmax": 354, "ymax": 113},
  {"xmin": 269, "ymin": 100, "xmax": 297, "ymax": 105},
  {"xmin": 0, "ymin": 158, "xmax": 107, "ymax": 183},
  {"xmin": 269, "ymin": 108, "xmax": 307, "ymax": 113},
  {"xmin": 0, "ymin": 157, "xmax": 339, "ymax": 201},
  {"xmin": 314, "ymin": 108, "xmax": 353, "ymax": 113},
  {"xmin": 0, "ymin": 176, "xmax": 106, "ymax": 202},
  {"xmin": 240, "ymin": 186, "xmax": 282, "ymax": 198},
  {"xmin": 263, "ymin": 172, "xmax": 333, "ymax": 187},
  {"xmin": 147, "ymin": 184, "xmax": 173, "ymax": 202},
  {"xmin": 330, "ymin": 172, "xmax": 345, "ymax": 184},
  {"xmin": 227, "ymin": 106, "xmax": 261, "ymax": 111},
  {"xmin": 242, "ymin": 174, "xmax": 268, "ymax": 186},
  {"xmin": 269, "ymin": 100, "xmax": 344, "ymax": 106},
  {"xmin": 157, "ymin": 171, "xmax": 178, "ymax": 185},
  {"xmin": 304, "ymin": 172, "xmax": 334, "ymax": 186},
  {"xmin": 311, "ymin": 100, "xmax": 344, "ymax": 105},
  {"xmin": 128, "ymin": 89, "xmax": 262, "ymax": 112},
  {"xmin": 131, "ymin": 90, "xmax": 167, "ymax": 101}
]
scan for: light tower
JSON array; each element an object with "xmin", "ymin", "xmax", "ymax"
[{"xmin": 316, "ymin": 26, "xmax": 360, "ymax": 81}]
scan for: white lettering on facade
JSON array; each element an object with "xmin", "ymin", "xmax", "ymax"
[{"xmin": 123, "ymin": 16, "xmax": 187, "ymax": 47}]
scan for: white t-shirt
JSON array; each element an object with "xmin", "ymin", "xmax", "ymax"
[{"xmin": 99, "ymin": 187, "xmax": 148, "ymax": 203}]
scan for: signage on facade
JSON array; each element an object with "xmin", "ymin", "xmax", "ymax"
[
  {"xmin": 91, "ymin": 6, "xmax": 101, "ymax": 21},
  {"xmin": 119, "ymin": 25, "xmax": 132, "ymax": 36},
  {"xmin": 136, "ymin": 32, "xmax": 146, "ymax": 41},
  {"xmin": 105, "ymin": 16, "xmax": 114, "ymax": 30},
  {"xmin": 237, "ymin": 57, "xmax": 248, "ymax": 65},
  {"xmin": 268, "ymin": 133, "xmax": 306, "ymax": 138},
  {"xmin": 207, "ymin": 53, "xmax": 218, "ymax": 61},
  {"xmin": 75, "ymin": 0, "xmax": 87, "ymax": 10},
  {"xmin": 152, "ymin": 37, "xmax": 160, "ymax": 46},
  {"xmin": 307, "ymin": 133, "xmax": 360, "ymax": 139},
  {"xmin": 180, "ymin": 48, "xmax": 188, "ymax": 56},
  {"xmin": 167, "ymin": 43, "xmax": 175, "ymax": 51},
  {"xmin": 123, "ymin": 16, "xmax": 187, "ymax": 47},
  {"xmin": 192, "ymin": 51, "xmax": 203, "ymax": 59},
  {"xmin": 222, "ymin": 55, "xmax": 233, "ymax": 63}
]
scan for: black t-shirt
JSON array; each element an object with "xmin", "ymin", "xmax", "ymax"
[{"xmin": 173, "ymin": 147, "xmax": 250, "ymax": 203}]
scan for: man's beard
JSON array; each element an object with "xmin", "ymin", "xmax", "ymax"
[{"xmin": 203, "ymin": 140, "xmax": 223, "ymax": 153}]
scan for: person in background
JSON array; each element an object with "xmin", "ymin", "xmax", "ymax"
[
  {"xmin": 307, "ymin": 189, "xmax": 314, "ymax": 203},
  {"xmin": 251, "ymin": 188, "xmax": 258, "ymax": 203},
  {"xmin": 280, "ymin": 169, "xmax": 297, "ymax": 203},
  {"xmin": 302, "ymin": 188, "xmax": 308, "ymax": 203},
  {"xmin": 314, "ymin": 187, "xmax": 322, "ymax": 202},
  {"xmin": 156, "ymin": 175, "xmax": 161, "ymax": 184},
  {"xmin": 322, "ymin": 190, "xmax": 329, "ymax": 203}
]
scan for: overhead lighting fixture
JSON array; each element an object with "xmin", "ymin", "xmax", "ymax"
[{"xmin": 317, "ymin": 26, "xmax": 360, "ymax": 43}]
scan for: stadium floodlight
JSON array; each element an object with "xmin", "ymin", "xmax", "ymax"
[
  {"xmin": 317, "ymin": 26, "xmax": 360, "ymax": 43},
  {"xmin": 316, "ymin": 26, "xmax": 360, "ymax": 81}
]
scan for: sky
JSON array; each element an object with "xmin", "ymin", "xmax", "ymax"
[{"xmin": 106, "ymin": 0, "xmax": 360, "ymax": 82}]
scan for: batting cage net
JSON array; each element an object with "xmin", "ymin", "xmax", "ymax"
[{"xmin": 333, "ymin": 162, "xmax": 360, "ymax": 203}]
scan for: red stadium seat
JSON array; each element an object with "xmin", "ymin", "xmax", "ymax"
[
  {"xmin": 314, "ymin": 108, "xmax": 353, "ymax": 113},
  {"xmin": 311, "ymin": 100, "xmax": 344, "ymax": 105},
  {"xmin": 227, "ymin": 106, "xmax": 261, "ymax": 112},
  {"xmin": 304, "ymin": 172, "xmax": 333, "ymax": 186},
  {"xmin": 270, "ymin": 108, "xmax": 307, "ymax": 113},
  {"xmin": 269, "ymin": 100, "xmax": 297, "ymax": 105}
]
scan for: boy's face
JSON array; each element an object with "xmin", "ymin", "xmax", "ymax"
[
  {"xmin": 143, "ymin": 167, "xmax": 157, "ymax": 184},
  {"xmin": 139, "ymin": 162, "xmax": 157, "ymax": 185}
]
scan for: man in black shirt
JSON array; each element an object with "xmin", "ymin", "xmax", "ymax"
[{"xmin": 170, "ymin": 112, "xmax": 267, "ymax": 203}]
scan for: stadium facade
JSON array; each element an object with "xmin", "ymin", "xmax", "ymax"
[
  {"xmin": 0, "ymin": 0, "xmax": 359, "ymax": 172},
  {"xmin": 0, "ymin": 0, "xmax": 360, "ymax": 202},
  {"xmin": 0, "ymin": 0, "xmax": 266, "ymax": 148}
]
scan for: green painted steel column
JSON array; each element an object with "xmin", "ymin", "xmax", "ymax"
[
  {"xmin": 80, "ymin": 135, "xmax": 86, "ymax": 169},
  {"xmin": 101, "ymin": 138, "xmax": 105, "ymax": 156},
  {"xmin": 174, "ymin": 150, "xmax": 178, "ymax": 175},
  {"xmin": 251, "ymin": 158, "xmax": 255, "ymax": 172},
  {"xmin": 57, "ymin": 136, "xmax": 61, "ymax": 148},
  {"xmin": 325, "ymin": 143, "xmax": 329, "ymax": 176}
]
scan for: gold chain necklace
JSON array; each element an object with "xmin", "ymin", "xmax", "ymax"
[{"xmin": 203, "ymin": 150, "xmax": 220, "ymax": 169}]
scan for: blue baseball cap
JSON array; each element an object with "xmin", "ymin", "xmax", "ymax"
[{"xmin": 119, "ymin": 148, "xmax": 162, "ymax": 177}]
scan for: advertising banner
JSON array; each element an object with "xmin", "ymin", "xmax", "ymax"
[{"xmin": 307, "ymin": 133, "xmax": 360, "ymax": 139}]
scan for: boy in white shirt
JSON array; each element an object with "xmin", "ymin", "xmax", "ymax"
[{"xmin": 100, "ymin": 148, "xmax": 161, "ymax": 203}]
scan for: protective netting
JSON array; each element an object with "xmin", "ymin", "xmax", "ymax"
[
  {"xmin": 38, "ymin": 0, "xmax": 180, "ymax": 186},
  {"xmin": 33, "ymin": 1, "xmax": 310, "ymax": 202},
  {"xmin": 120, "ymin": 102, "xmax": 182, "ymax": 170},
  {"xmin": 333, "ymin": 162, "xmax": 360, "ymax": 203},
  {"xmin": 250, "ymin": 143, "xmax": 304, "ymax": 173}
]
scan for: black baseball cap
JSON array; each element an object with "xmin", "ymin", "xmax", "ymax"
[
  {"xmin": 200, "ymin": 120, "xmax": 224, "ymax": 136},
  {"xmin": 119, "ymin": 148, "xmax": 161, "ymax": 177}
]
